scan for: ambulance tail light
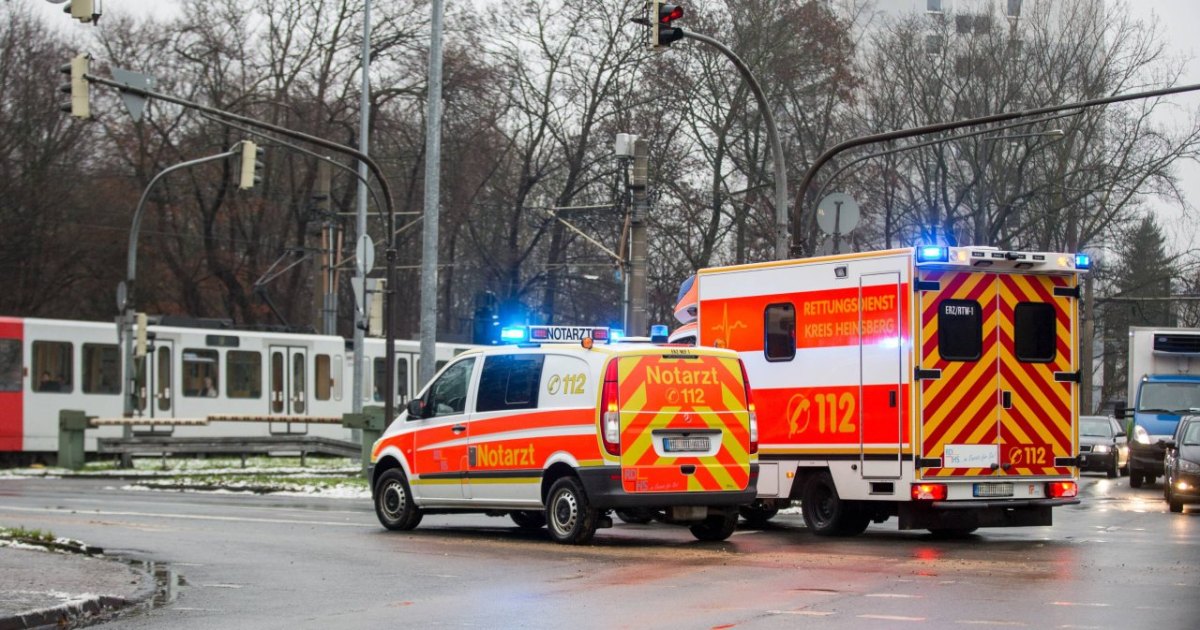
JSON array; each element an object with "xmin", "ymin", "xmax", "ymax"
[
  {"xmin": 911, "ymin": 483, "xmax": 948, "ymax": 501},
  {"xmin": 1046, "ymin": 481, "xmax": 1078, "ymax": 499},
  {"xmin": 738, "ymin": 359, "xmax": 758, "ymax": 454},
  {"xmin": 600, "ymin": 359, "xmax": 620, "ymax": 456}
]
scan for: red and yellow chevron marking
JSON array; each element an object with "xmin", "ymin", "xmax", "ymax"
[
  {"xmin": 615, "ymin": 354, "xmax": 751, "ymax": 493},
  {"xmin": 919, "ymin": 270, "xmax": 1076, "ymax": 479},
  {"xmin": 920, "ymin": 271, "xmax": 1000, "ymax": 478},
  {"xmin": 996, "ymin": 273, "xmax": 1074, "ymax": 477}
]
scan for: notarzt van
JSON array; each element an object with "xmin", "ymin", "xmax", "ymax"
[{"xmin": 369, "ymin": 326, "xmax": 759, "ymax": 544}]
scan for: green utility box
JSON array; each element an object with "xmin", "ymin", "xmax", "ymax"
[
  {"xmin": 342, "ymin": 406, "xmax": 388, "ymax": 477},
  {"xmin": 58, "ymin": 410, "xmax": 93, "ymax": 470}
]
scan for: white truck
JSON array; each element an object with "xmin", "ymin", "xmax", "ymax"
[{"xmin": 1119, "ymin": 327, "xmax": 1200, "ymax": 487}]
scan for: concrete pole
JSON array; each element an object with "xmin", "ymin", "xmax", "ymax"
[
  {"xmin": 419, "ymin": 0, "xmax": 445, "ymax": 388},
  {"xmin": 627, "ymin": 138, "xmax": 650, "ymax": 336},
  {"xmin": 314, "ymin": 161, "xmax": 337, "ymax": 335},
  {"xmin": 352, "ymin": 0, "xmax": 372, "ymax": 414}
]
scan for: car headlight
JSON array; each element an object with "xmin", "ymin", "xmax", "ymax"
[
  {"xmin": 1092, "ymin": 444, "xmax": 1111, "ymax": 454},
  {"xmin": 1133, "ymin": 425, "xmax": 1151, "ymax": 445},
  {"xmin": 1179, "ymin": 460, "xmax": 1200, "ymax": 474}
]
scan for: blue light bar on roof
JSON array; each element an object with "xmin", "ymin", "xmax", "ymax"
[
  {"xmin": 916, "ymin": 246, "xmax": 949, "ymax": 263},
  {"xmin": 500, "ymin": 326, "xmax": 527, "ymax": 343},
  {"xmin": 1074, "ymin": 253, "xmax": 1091, "ymax": 270}
]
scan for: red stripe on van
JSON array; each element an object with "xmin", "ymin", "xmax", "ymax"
[{"xmin": 0, "ymin": 317, "xmax": 24, "ymax": 451}]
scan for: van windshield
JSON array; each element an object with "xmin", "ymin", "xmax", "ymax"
[{"xmin": 1137, "ymin": 382, "xmax": 1200, "ymax": 414}]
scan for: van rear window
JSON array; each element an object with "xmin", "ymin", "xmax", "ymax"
[
  {"xmin": 477, "ymin": 354, "xmax": 545, "ymax": 413},
  {"xmin": 1013, "ymin": 302, "xmax": 1056, "ymax": 362},
  {"xmin": 937, "ymin": 299, "xmax": 981, "ymax": 361}
]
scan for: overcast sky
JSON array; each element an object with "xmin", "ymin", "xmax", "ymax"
[{"xmin": 33, "ymin": 0, "xmax": 1200, "ymax": 254}]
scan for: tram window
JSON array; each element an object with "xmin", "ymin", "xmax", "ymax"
[
  {"xmin": 33, "ymin": 340, "xmax": 72, "ymax": 393},
  {"xmin": 316, "ymin": 354, "xmax": 332, "ymax": 401},
  {"xmin": 0, "ymin": 339, "xmax": 20, "ymax": 393},
  {"xmin": 373, "ymin": 358, "xmax": 386, "ymax": 402},
  {"xmin": 182, "ymin": 349, "xmax": 219, "ymax": 397},
  {"xmin": 292, "ymin": 353, "xmax": 306, "ymax": 413},
  {"xmin": 764, "ymin": 303, "xmax": 796, "ymax": 362},
  {"xmin": 82, "ymin": 344, "xmax": 120, "ymax": 395},
  {"xmin": 157, "ymin": 347, "xmax": 172, "ymax": 411},
  {"xmin": 397, "ymin": 358, "xmax": 409, "ymax": 402},
  {"xmin": 332, "ymin": 355, "xmax": 343, "ymax": 402},
  {"xmin": 1014, "ymin": 302, "xmax": 1056, "ymax": 362},
  {"xmin": 227, "ymin": 351, "xmax": 262, "ymax": 399},
  {"xmin": 271, "ymin": 352, "xmax": 285, "ymax": 412}
]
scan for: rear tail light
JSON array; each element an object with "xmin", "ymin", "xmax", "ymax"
[
  {"xmin": 911, "ymin": 483, "xmax": 948, "ymax": 501},
  {"xmin": 1046, "ymin": 481, "xmax": 1077, "ymax": 498},
  {"xmin": 737, "ymin": 360, "xmax": 758, "ymax": 455},
  {"xmin": 600, "ymin": 359, "xmax": 620, "ymax": 456}
]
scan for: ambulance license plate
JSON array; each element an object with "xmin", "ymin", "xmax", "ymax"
[
  {"xmin": 973, "ymin": 482, "xmax": 1014, "ymax": 498},
  {"xmin": 663, "ymin": 437, "xmax": 709, "ymax": 452}
]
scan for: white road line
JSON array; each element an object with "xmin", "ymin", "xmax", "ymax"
[
  {"xmin": 957, "ymin": 621, "xmax": 1026, "ymax": 626},
  {"xmin": 768, "ymin": 610, "xmax": 836, "ymax": 616},
  {"xmin": 858, "ymin": 614, "xmax": 926, "ymax": 621},
  {"xmin": 866, "ymin": 593, "xmax": 922, "ymax": 598},
  {"xmin": 0, "ymin": 505, "xmax": 374, "ymax": 529},
  {"xmin": 1049, "ymin": 602, "xmax": 1110, "ymax": 607}
]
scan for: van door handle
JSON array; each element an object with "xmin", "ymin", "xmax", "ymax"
[
  {"xmin": 1002, "ymin": 391, "xmax": 1012, "ymax": 409},
  {"xmin": 451, "ymin": 424, "xmax": 467, "ymax": 434}
]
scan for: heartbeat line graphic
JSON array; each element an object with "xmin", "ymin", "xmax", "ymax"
[{"xmin": 710, "ymin": 303, "xmax": 746, "ymax": 347}]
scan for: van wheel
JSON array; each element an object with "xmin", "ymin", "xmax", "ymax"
[
  {"xmin": 374, "ymin": 469, "xmax": 423, "ymax": 531},
  {"xmin": 510, "ymin": 511, "xmax": 546, "ymax": 530},
  {"xmin": 690, "ymin": 510, "xmax": 738, "ymax": 542},
  {"xmin": 739, "ymin": 501, "xmax": 780, "ymax": 527},
  {"xmin": 1130, "ymin": 471, "xmax": 1144, "ymax": 488},
  {"xmin": 546, "ymin": 477, "xmax": 599, "ymax": 544},
  {"xmin": 801, "ymin": 471, "xmax": 862, "ymax": 537}
]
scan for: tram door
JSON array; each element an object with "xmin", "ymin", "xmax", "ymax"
[
  {"xmin": 134, "ymin": 341, "xmax": 175, "ymax": 418},
  {"xmin": 269, "ymin": 346, "xmax": 309, "ymax": 418}
]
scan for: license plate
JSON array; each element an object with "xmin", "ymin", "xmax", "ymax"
[
  {"xmin": 973, "ymin": 482, "xmax": 1014, "ymax": 498},
  {"xmin": 663, "ymin": 437, "xmax": 709, "ymax": 452}
]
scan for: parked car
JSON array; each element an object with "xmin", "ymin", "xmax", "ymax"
[
  {"xmin": 1163, "ymin": 416, "xmax": 1200, "ymax": 513},
  {"xmin": 1079, "ymin": 415, "xmax": 1129, "ymax": 478}
]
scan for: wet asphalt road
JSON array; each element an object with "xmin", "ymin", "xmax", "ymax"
[{"xmin": 0, "ymin": 473, "xmax": 1197, "ymax": 629}]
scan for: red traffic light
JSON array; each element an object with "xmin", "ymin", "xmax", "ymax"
[{"xmin": 659, "ymin": 4, "xmax": 683, "ymax": 23}]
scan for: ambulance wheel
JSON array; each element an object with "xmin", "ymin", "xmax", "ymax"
[
  {"xmin": 1130, "ymin": 471, "xmax": 1144, "ymax": 488},
  {"xmin": 690, "ymin": 510, "xmax": 738, "ymax": 542},
  {"xmin": 374, "ymin": 469, "xmax": 423, "ymax": 531},
  {"xmin": 546, "ymin": 477, "xmax": 599, "ymax": 545},
  {"xmin": 510, "ymin": 511, "xmax": 546, "ymax": 530},
  {"xmin": 615, "ymin": 508, "xmax": 656, "ymax": 525},
  {"xmin": 801, "ymin": 471, "xmax": 860, "ymax": 537},
  {"xmin": 739, "ymin": 501, "xmax": 780, "ymax": 527}
]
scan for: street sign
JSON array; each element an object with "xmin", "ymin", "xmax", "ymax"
[
  {"xmin": 816, "ymin": 192, "xmax": 860, "ymax": 236},
  {"xmin": 356, "ymin": 235, "xmax": 375, "ymax": 276},
  {"xmin": 111, "ymin": 67, "xmax": 154, "ymax": 123}
]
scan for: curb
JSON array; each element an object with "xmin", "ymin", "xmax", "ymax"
[{"xmin": 0, "ymin": 552, "xmax": 157, "ymax": 630}]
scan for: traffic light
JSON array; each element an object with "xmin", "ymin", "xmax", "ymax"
[
  {"xmin": 58, "ymin": 54, "xmax": 91, "ymax": 119},
  {"xmin": 650, "ymin": 1, "xmax": 685, "ymax": 50},
  {"xmin": 239, "ymin": 140, "xmax": 264, "ymax": 190},
  {"xmin": 65, "ymin": 0, "xmax": 98, "ymax": 24}
]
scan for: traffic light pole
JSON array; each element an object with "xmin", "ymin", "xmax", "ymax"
[
  {"xmin": 84, "ymin": 71, "xmax": 403, "ymax": 427},
  {"xmin": 681, "ymin": 31, "xmax": 789, "ymax": 261}
]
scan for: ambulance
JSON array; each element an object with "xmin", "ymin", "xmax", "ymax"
[
  {"xmin": 368, "ymin": 325, "xmax": 759, "ymax": 544},
  {"xmin": 681, "ymin": 246, "xmax": 1086, "ymax": 536}
]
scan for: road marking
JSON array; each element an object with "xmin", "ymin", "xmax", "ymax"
[
  {"xmin": 1049, "ymin": 602, "xmax": 1110, "ymax": 607},
  {"xmin": 200, "ymin": 583, "xmax": 244, "ymax": 589},
  {"xmin": 866, "ymin": 593, "xmax": 921, "ymax": 598},
  {"xmin": 0, "ymin": 505, "xmax": 375, "ymax": 529},
  {"xmin": 957, "ymin": 621, "xmax": 1026, "ymax": 626},
  {"xmin": 858, "ymin": 614, "xmax": 926, "ymax": 621},
  {"xmin": 768, "ymin": 610, "xmax": 836, "ymax": 616}
]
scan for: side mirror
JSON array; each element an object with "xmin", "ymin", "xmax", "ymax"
[
  {"xmin": 1163, "ymin": 439, "xmax": 1178, "ymax": 450},
  {"xmin": 406, "ymin": 398, "xmax": 426, "ymax": 420},
  {"xmin": 1113, "ymin": 402, "xmax": 1128, "ymax": 420},
  {"xmin": 1115, "ymin": 431, "xmax": 1127, "ymax": 439}
]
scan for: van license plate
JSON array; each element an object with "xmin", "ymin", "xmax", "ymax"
[
  {"xmin": 663, "ymin": 437, "xmax": 709, "ymax": 452},
  {"xmin": 973, "ymin": 482, "xmax": 1014, "ymax": 498}
]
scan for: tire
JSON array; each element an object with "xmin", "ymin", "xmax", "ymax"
[
  {"xmin": 801, "ymin": 471, "xmax": 863, "ymax": 537},
  {"xmin": 615, "ymin": 508, "xmax": 656, "ymax": 525},
  {"xmin": 1130, "ymin": 471, "xmax": 1144, "ymax": 488},
  {"xmin": 374, "ymin": 469, "xmax": 423, "ymax": 531},
  {"xmin": 928, "ymin": 527, "xmax": 979, "ymax": 539},
  {"xmin": 690, "ymin": 510, "xmax": 739, "ymax": 542},
  {"xmin": 545, "ymin": 477, "xmax": 599, "ymax": 545},
  {"xmin": 1107, "ymin": 455, "xmax": 1119, "ymax": 479},
  {"xmin": 510, "ymin": 510, "xmax": 546, "ymax": 530},
  {"xmin": 1169, "ymin": 501, "xmax": 1184, "ymax": 513},
  {"xmin": 739, "ymin": 501, "xmax": 780, "ymax": 527}
]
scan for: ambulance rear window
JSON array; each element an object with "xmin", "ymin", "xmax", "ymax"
[
  {"xmin": 477, "ymin": 354, "xmax": 545, "ymax": 412},
  {"xmin": 1014, "ymin": 302, "xmax": 1056, "ymax": 362},
  {"xmin": 764, "ymin": 303, "xmax": 796, "ymax": 362},
  {"xmin": 938, "ymin": 299, "xmax": 981, "ymax": 361}
]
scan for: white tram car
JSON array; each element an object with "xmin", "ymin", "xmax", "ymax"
[{"xmin": 0, "ymin": 316, "xmax": 475, "ymax": 458}]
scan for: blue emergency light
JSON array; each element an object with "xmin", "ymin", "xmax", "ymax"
[
  {"xmin": 650, "ymin": 324, "xmax": 669, "ymax": 343},
  {"xmin": 916, "ymin": 246, "xmax": 949, "ymax": 263},
  {"xmin": 500, "ymin": 326, "xmax": 527, "ymax": 343},
  {"xmin": 1074, "ymin": 253, "xmax": 1091, "ymax": 270},
  {"xmin": 610, "ymin": 329, "xmax": 625, "ymax": 341}
]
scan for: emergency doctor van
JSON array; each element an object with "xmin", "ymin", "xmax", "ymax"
[
  {"xmin": 368, "ymin": 325, "xmax": 759, "ymax": 544},
  {"xmin": 683, "ymin": 246, "xmax": 1087, "ymax": 536}
]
